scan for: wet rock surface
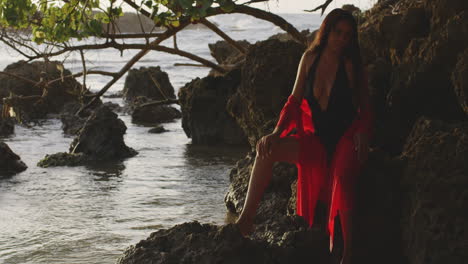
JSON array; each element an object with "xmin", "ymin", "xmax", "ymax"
[
  {"xmin": 0, "ymin": 60, "xmax": 82, "ymax": 122},
  {"xmin": 452, "ymin": 48, "xmax": 468, "ymax": 115},
  {"xmin": 208, "ymin": 40, "xmax": 250, "ymax": 65},
  {"xmin": 0, "ymin": 116, "xmax": 14, "ymax": 136},
  {"xmin": 360, "ymin": 0, "xmax": 468, "ymax": 155},
  {"xmin": 399, "ymin": 117, "xmax": 468, "ymax": 264},
  {"xmin": 39, "ymin": 105, "xmax": 137, "ymax": 167},
  {"xmin": 70, "ymin": 105, "xmax": 137, "ymax": 159},
  {"xmin": 123, "ymin": 66, "xmax": 176, "ymax": 103},
  {"xmin": 117, "ymin": 217, "xmax": 330, "ymax": 264},
  {"xmin": 226, "ymin": 38, "xmax": 305, "ymax": 147},
  {"xmin": 178, "ymin": 68, "xmax": 247, "ymax": 145},
  {"xmin": 0, "ymin": 142, "xmax": 27, "ymax": 176},
  {"xmin": 148, "ymin": 125, "xmax": 168, "ymax": 134},
  {"xmin": 131, "ymin": 103, "xmax": 181, "ymax": 125}
]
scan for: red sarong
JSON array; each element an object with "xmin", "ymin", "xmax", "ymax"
[{"xmin": 276, "ymin": 94, "xmax": 374, "ymax": 247}]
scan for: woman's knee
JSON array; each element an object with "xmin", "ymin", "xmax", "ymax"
[{"xmin": 255, "ymin": 136, "xmax": 299, "ymax": 164}]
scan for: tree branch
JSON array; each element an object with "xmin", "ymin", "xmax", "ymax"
[
  {"xmin": 101, "ymin": 32, "xmax": 164, "ymax": 39},
  {"xmin": 200, "ymin": 18, "xmax": 247, "ymax": 55},
  {"xmin": 304, "ymin": 0, "xmax": 334, "ymax": 15},
  {"xmin": 229, "ymin": 5, "xmax": 306, "ymax": 45},
  {"xmin": 0, "ymin": 71, "xmax": 38, "ymax": 85},
  {"xmin": 138, "ymin": 98, "xmax": 179, "ymax": 108}
]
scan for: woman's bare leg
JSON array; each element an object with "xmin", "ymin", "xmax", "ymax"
[{"xmin": 236, "ymin": 136, "xmax": 300, "ymax": 236}]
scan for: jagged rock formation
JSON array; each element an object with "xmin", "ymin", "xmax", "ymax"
[
  {"xmin": 123, "ymin": 66, "xmax": 176, "ymax": 103},
  {"xmin": 0, "ymin": 142, "xmax": 27, "ymax": 175},
  {"xmin": 0, "ymin": 61, "xmax": 82, "ymax": 122},
  {"xmin": 178, "ymin": 68, "xmax": 248, "ymax": 145},
  {"xmin": 38, "ymin": 105, "xmax": 137, "ymax": 167}
]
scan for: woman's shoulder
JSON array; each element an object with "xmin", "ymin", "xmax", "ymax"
[{"xmin": 302, "ymin": 49, "xmax": 319, "ymax": 70}]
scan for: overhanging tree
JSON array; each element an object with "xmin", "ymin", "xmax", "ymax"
[{"xmin": 0, "ymin": 0, "xmax": 331, "ymax": 116}]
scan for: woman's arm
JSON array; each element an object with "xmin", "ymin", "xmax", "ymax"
[{"xmin": 272, "ymin": 50, "xmax": 314, "ymax": 135}]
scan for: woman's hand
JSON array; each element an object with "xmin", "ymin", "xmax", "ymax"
[
  {"xmin": 256, "ymin": 132, "xmax": 281, "ymax": 159},
  {"xmin": 353, "ymin": 132, "xmax": 369, "ymax": 164}
]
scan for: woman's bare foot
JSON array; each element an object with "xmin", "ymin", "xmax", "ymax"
[{"xmin": 235, "ymin": 214, "xmax": 255, "ymax": 237}]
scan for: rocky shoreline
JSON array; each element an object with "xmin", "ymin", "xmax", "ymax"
[
  {"xmin": 116, "ymin": 0, "xmax": 468, "ymax": 263},
  {"xmin": 0, "ymin": 0, "xmax": 466, "ymax": 263}
]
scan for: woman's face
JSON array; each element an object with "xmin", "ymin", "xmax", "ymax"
[{"xmin": 327, "ymin": 19, "xmax": 353, "ymax": 53}]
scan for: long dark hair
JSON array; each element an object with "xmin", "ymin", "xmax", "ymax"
[{"xmin": 306, "ymin": 8, "xmax": 364, "ymax": 108}]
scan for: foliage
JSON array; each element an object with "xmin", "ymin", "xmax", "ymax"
[{"xmin": 0, "ymin": 0, "xmax": 243, "ymax": 44}]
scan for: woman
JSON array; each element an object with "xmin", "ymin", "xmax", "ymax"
[{"xmin": 235, "ymin": 8, "xmax": 374, "ymax": 264}]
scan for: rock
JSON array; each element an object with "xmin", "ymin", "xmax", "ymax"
[
  {"xmin": 103, "ymin": 90, "xmax": 124, "ymax": 98},
  {"xmin": 60, "ymin": 102, "xmax": 87, "ymax": 135},
  {"xmin": 342, "ymin": 4, "xmax": 361, "ymax": 15},
  {"xmin": 208, "ymin": 40, "xmax": 250, "ymax": 65},
  {"xmin": 0, "ymin": 142, "xmax": 27, "ymax": 175},
  {"xmin": 132, "ymin": 103, "xmax": 181, "ymax": 125},
  {"xmin": 226, "ymin": 38, "xmax": 305, "ymax": 148},
  {"xmin": 70, "ymin": 105, "xmax": 137, "ymax": 160},
  {"xmin": 399, "ymin": 116, "xmax": 468, "ymax": 264},
  {"xmin": 0, "ymin": 60, "xmax": 82, "ymax": 121},
  {"xmin": 117, "ymin": 217, "xmax": 329, "ymax": 264},
  {"xmin": 102, "ymin": 101, "xmax": 123, "ymax": 113},
  {"xmin": 225, "ymin": 152, "xmax": 297, "ymax": 225},
  {"xmin": 148, "ymin": 125, "xmax": 167, "ymax": 133},
  {"xmin": 358, "ymin": 0, "xmax": 468, "ymax": 155},
  {"xmin": 59, "ymin": 99, "xmax": 104, "ymax": 136},
  {"xmin": 178, "ymin": 68, "xmax": 248, "ymax": 145},
  {"xmin": 37, "ymin": 152, "xmax": 90, "ymax": 168},
  {"xmin": 268, "ymin": 29, "xmax": 316, "ymax": 46},
  {"xmin": 0, "ymin": 116, "xmax": 14, "ymax": 136},
  {"xmin": 452, "ymin": 48, "xmax": 468, "ymax": 115},
  {"xmin": 123, "ymin": 66, "xmax": 176, "ymax": 102}
]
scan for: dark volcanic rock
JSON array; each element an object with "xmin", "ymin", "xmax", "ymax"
[
  {"xmin": 359, "ymin": 0, "xmax": 468, "ymax": 155},
  {"xmin": 0, "ymin": 142, "xmax": 27, "ymax": 175},
  {"xmin": 0, "ymin": 116, "xmax": 14, "ymax": 136},
  {"xmin": 37, "ymin": 152, "xmax": 90, "ymax": 168},
  {"xmin": 123, "ymin": 66, "xmax": 176, "ymax": 102},
  {"xmin": 452, "ymin": 48, "xmax": 468, "ymax": 115},
  {"xmin": 0, "ymin": 60, "xmax": 81, "ymax": 121},
  {"xmin": 117, "ymin": 217, "xmax": 329, "ymax": 264},
  {"xmin": 399, "ymin": 117, "xmax": 468, "ymax": 264},
  {"xmin": 208, "ymin": 40, "xmax": 250, "ymax": 65},
  {"xmin": 226, "ymin": 38, "xmax": 305, "ymax": 148},
  {"xmin": 132, "ymin": 103, "xmax": 181, "ymax": 125},
  {"xmin": 70, "ymin": 105, "xmax": 137, "ymax": 159},
  {"xmin": 39, "ymin": 106, "xmax": 137, "ymax": 167},
  {"xmin": 224, "ymin": 151, "xmax": 296, "ymax": 225},
  {"xmin": 178, "ymin": 68, "xmax": 248, "ymax": 145},
  {"xmin": 148, "ymin": 125, "xmax": 167, "ymax": 133},
  {"xmin": 268, "ymin": 29, "xmax": 317, "ymax": 46}
]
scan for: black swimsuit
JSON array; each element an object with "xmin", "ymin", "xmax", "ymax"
[{"xmin": 304, "ymin": 52, "xmax": 358, "ymax": 163}]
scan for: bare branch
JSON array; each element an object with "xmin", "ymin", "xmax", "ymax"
[
  {"xmin": 122, "ymin": 0, "xmax": 154, "ymax": 23},
  {"xmin": 174, "ymin": 63, "xmax": 209, "ymax": 67},
  {"xmin": 200, "ymin": 18, "xmax": 247, "ymax": 55},
  {"xmin": 304, "ymin": 0, "xmax": 334, "ymax": 15},
  {"xmin": 47, "ymin": 70, "xmax": 118, "ymax": 86},
  {"xmin": 79, "ymin": 49, "xmax": 87, "ymax": 94},
  {"xmin": 229, "ymin": 5, "xmax": 306, "ymax": 45},
  {"xmin": 0, "ymin": 71, "xmax": 38, "ymax": 85},
  {"xmin": 76, "ymin": 21, "xmax": 191, "ymax": 115},
  {"xmin": 101, "ymin": 32, "xmax": 164, "ymax": 39},
  {"xmin": 138, "ymin": 98, "xmax": 179, "ymax": 108}
]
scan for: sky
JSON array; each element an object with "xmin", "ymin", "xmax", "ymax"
[{"xmin": 249, "ymin": 0, "xmax": 378, "ymax": 14}]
